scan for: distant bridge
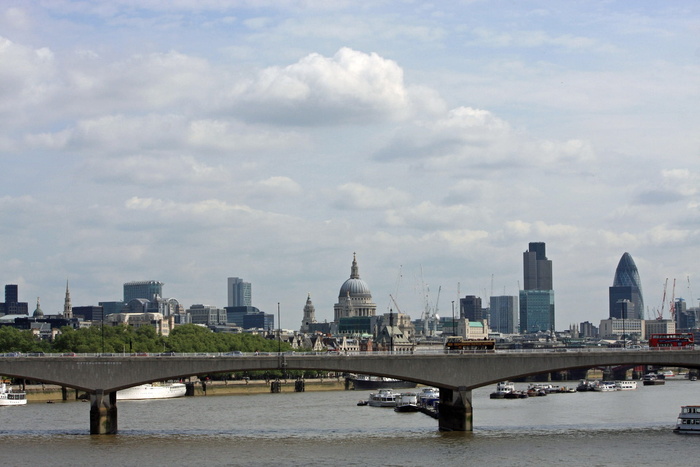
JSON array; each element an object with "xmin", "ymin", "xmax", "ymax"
[{"xmin": 2, "ymin": 349, "xmax": 699, "ymax": 434}]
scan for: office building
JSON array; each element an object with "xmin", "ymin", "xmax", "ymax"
[
  {"xmin": 72, "ymin": 306, "xmax": 104, "ymax": 322},
  {"xmin": 99, "ymin": 301, "xmax": 126, "ymax": 316},
  {"xmin": 519, "ymin": 242, "xmax": 555, "ymax": 333},
  {"xmin": 599, "ymin": 318, "xmax": 645, "ymax": 340},
  {"xmin": 609, "ymin": 252, "xmax": 644, "ymax": 320},
  {"xmin": 523, "ymin": 242, "xmax": 552, "ymax": 290},
  {"xmin": 490, "ymin": 295, "xmax": 518, "ymax": 334},
  {"xmin": 1, "ymin": 284, "xmax": 29, "ymax": 315},
  {"xmin": 188, "ymin": 304, "xmax": 227, "ymax": 326},
  {"xmin": 460, "ymin": 295, "xmax": 482, "ymax": 321},
  {"xmin": 123, "ymin": 281, "xmax": 164, "ymax": 302},
  {"xmin": 228, "ymin": 277, "xmax": 252, "ymax": 307}
]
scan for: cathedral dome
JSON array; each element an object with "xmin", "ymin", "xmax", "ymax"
[
  {"xmin": 339, "ymin": 278, "xmax": 372, "ymax": 298},
  {"xmin": 337, "ymin": 253, "xmax": 372, "ymax": 299},
  {"xmin": 33, "ymin": 297, "xmax": 44, "ymax": 318}
]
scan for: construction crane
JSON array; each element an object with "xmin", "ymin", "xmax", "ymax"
[
  {"xmin": 669, "ymin": 278, "xmax": 677, "ymax": 321},
  {"xmin": 656, "ymin": 278, "xmax": 668, "ymax": 320},
  {"xmin": 389, "ymin": 294, "xmax": 402, "ymax": 315}
]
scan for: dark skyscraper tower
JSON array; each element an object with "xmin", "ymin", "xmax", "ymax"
[
  {"xmin": 609, "ymin": 252, "xmax": 644, "ymax": 320},
  {"xmin": 520, "ymin": 242, "xmax": 555, "ymax": 333},
  {"xmin": 523, "ymin": 242, "xmax": 552, "ymax": 290}
]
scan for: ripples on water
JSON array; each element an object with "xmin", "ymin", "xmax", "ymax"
[{"xmin": 0, "ymin": 382, "xmax": 697, "ymax": 466}]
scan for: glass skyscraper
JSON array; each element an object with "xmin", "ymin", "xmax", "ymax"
[
  {"xmin": 609, "ymin": 252, "xmax": 644, "ymax": 320},
  {"xmin": 520, "ymin": 242, "xmax": 555, "ymax": 333},
  {"xmin": 490, "ymin": 295, "xmax": 518, "ymax": 334},
  {"xmin": 228, "ymin": 277, "xmax": 252, "ymax": 307},
  {"xmin": 123, "ymin": 280, "xmax": 164, "ymax": 302}
]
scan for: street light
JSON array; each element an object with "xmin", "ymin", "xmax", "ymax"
[
  {"xmin": 451, "ymin": 300, "xmax": 456, "ymax": 337},
  {"xmin": 277, "ymin": 302, "xmax": 281, "ymax": 355},
  {"xmin": 101, "ymin": 310, "xmax": 105, "ymax": 354}
]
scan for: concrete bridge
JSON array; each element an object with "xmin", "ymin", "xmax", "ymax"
[{"xmin": 2, "ymin": 349, "xmax": 699, "ymax": 434}]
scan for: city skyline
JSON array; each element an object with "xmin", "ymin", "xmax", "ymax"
[{"xmin": 1, "ymin": 2, "xmax": 699, "ymax": 329}]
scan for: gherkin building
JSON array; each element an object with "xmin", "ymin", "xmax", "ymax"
[{"xmin": 609, "ymin": 252, "xmax": 644, "ymax": 320}]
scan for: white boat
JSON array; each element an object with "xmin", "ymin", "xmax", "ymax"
[
  {"xmin": 593, "ymin": 381, "xmax": 618, "ymax": 392},
  {"xmin": 367, "ymin": 388, "xmax": 397, "ymax": 407},
  {"xmin": 394, "ymin": 392, "xmax": 419, "ymax": 412},
  {"xmin": 674, "ymin": 405, "xmax": 700, "ymax": 434},
  {"xmin": 0, "ymin": 383, "xmax": 27, "ymax": 406},
  {"xmin": 659, "ymin": 370, "xmax": 675, "ymax": 379},
  {"xmin": 490, "ymin": 381, "xmax": 515, "ymax": 399},
  {"xmin": 116, "ymin": 382, "xmax": 187, "ymax": 400},
  {"xmin": 418, "ymin": 387, "xmax": 439, "ymax": 409},
  {"xmin": 615, "ymin": 381, "xmax": 638, "ymax": 390}
]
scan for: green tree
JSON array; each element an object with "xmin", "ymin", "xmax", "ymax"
[{"xmin": 0, "ymin": 326, "xmax": 48, "ymax": 353}]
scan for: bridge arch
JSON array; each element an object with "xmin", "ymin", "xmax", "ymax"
[{"xmin": 2, "ymin": 350, "xmax": 699, "ymax": 434}]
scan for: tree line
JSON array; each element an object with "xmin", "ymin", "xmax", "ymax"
[
  {"xmin": 0, "ymin": 324, "xmax": 293, "ymax": 354},
  {"xmin": 0, "ymin": 324, "xmax": 337, "ymax": 380}
]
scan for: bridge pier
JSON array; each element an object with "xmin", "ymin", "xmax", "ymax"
[
  {"xmin": 90, "ymin": 390, "xmax": 118, "ymax": 435},
  {"xmin": 438, "ymin": 387, "xmax": 472, "ymax": 431}
]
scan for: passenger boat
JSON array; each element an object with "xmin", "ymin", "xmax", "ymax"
[
  {"xmin": 576, "ymin": 380, "xmax": 597, "ymax": 392},
  {"xmin": 0, "ymin": 383, "xmax": 27, "ymax": 406},
  {"xmin": 394, "ymin": 392, "xmax": 419, "ymax": 412},
  {"xmin": 615, "ymin": 381, "xmax": 638, "ymax": 390},
  {"xmin": 116, "ymin": 382, "xmax": 187, "ymax": 400},
  {"xmin": 490, "ymin": 381, "xmax": 515, "ymax": 399},
  {"xmin": 367, "ymin": 388, "xmax": 397, "ymax": 407},
  {"xmin": 642, "ymin": 373, "xmax": 665, "ymax": 386},
  {"xmin": 593, "ymin": 381, "xmax": 618, "ymax": 392},
  {"xmin": 350, "ymin": 375, "xmax": 417, "ymax": 390},
  {"xmin": 418, "ymin": 387, "xmax": 440, "ymax": 410},
  {"xmin": 674, "ymin": 405, "xmax": 700, "ymax": 434}
]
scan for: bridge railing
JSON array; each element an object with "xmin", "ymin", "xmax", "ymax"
[{"xmin": 1, "ymin": 346, "xmax": 696, "ymax": 359}]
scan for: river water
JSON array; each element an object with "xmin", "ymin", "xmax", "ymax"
[{"xmin": 0, "ymin": 379, "xmax": 697, "ymax": 466}]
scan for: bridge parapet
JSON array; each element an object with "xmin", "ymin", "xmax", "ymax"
[{"xmin": 2, "ymin": 349, "xmax": 700, "ymax": 434}]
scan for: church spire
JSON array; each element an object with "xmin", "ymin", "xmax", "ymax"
[
  {"xmin": 63, "ymin": 280, "xmax": 72, "ymax": 319},
  {"xmin": 350, "ymin": 252, "xmax": 360, "ymax": 279}
]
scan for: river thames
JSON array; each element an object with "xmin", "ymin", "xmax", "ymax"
[{"xmin": 0, "ymin": 379, "xmax": 697, "ymax": 466}]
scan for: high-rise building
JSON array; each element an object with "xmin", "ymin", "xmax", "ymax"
[
  {"xmin": 490, "ymin": 295, "xmax": 518, "ymax": 334},
  {"xmin": 227, "ymin": 277, "xmax": 252, "ymax": 307},
  {"xmin": 1, "ymin": 284, "xmax": 29, "ymax": 315},
  {"xmin": 608, "ymin": 252, "xmax": 644, "ymax": 320},
  {"xmin": 519, "ymin": 242, "xmax": 555, "ymax": 333},
  {"xmin": 460, "ymin": 295, "xmax": 483, "ymax": 321},
  {"xmin": 523, "ymin": 242, "xmax": 552, "ymax": 290},
  {"xmin": 123, "ymin": 281, "xmax": 164, "ymax": 302}
]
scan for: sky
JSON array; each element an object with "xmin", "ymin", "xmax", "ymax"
[{"xmin": 1, "ymin": 1, "xmax": 699, "ymax": 330}]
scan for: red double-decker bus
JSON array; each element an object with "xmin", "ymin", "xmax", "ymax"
[{"xmin": 649, "ymin": 333, "xmax": 694, "ymax": 349}]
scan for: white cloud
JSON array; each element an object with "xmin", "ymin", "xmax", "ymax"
[
  {"xmin": 81, "ymin": 155, "xmax": 230, "ymax": 186},
  {"xmin": 227, "ymin": 47, "xmax": 435, "ymax": 124},
  {"xmin": 333, "ymin": 183, "xmax": 411, "ymax": 210},
  {"xmin": 469, "ymin": 27, "xmax": 608, "ymax": 51},
  {"xmin": 26, "ymin": 114, "xmax": 309, "ymax": 157},
  {"xmin": 374, "ymin": 106, "xmax": 596, "ymax": 172}
]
